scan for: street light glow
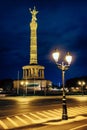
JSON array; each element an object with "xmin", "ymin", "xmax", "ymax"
[
  {"xmin": 52, "ymin": 49, "xmax": 60, "ymax": 63},
  {"xmin": 65, "ymin": 52, "xmax": 72, "ymax": 65}
]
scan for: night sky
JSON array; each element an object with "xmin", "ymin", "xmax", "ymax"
[{"xmin": 0, "ymin": 0, "xmax": 87, "ymax": 85}]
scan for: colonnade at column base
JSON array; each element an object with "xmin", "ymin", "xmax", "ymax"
[{"xmin": 22, "ymin": 64, "xmax": 45, "ymax": 80}]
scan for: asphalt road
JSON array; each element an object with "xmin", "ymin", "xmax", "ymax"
[
  {"xmin": 0, "ymin": 96, "xmax": 87, "ymax": 117},
  {"xmin": 0, "ymin": 96, "xmax": 87, "ymax": 130}
]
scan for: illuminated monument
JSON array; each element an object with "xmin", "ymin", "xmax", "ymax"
[
  {"xmin": 13, "ymin": 7, "xmax": 52, "ymax": 94},
  {"xmin": 22, "ymin": 7, "xmax": 45, "ymax": 80}
]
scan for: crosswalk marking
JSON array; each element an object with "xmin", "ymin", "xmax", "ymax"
[
  {"xmin": 22, "ymin": 114, "xmax": 36, "ymax": 123},
  {"xmin": 15, "ymin": 116, "xmax": 28, "ymax": 125},
  {"xmin": 68, "ymin": 106, "xmax": 87, "ymax": 117},
  {"xmin": 47, "ymin": 110, "xmax": 62, "ymax": 118},
  {"xmin": 0, "ymin": 106, "xmax": 87, "ymax": 130},
  {"xmin": 6, "ymin": 117, "xmax": 19, "ymax": 127},
  {"xmin": 0, "ymin": 120, "xmax": 8, "ymax": 129},
  {"xmin": 53, "ymin": 109, "xmax": 62, "ymax": 115},
  {"xmin": 36, "ymin": 111, "xmax": 50, "ymax": 118},
  {"xmin": 29, "ymin": 112, "xmax": 44, "ymax": 120},
  {"xmin": 47, "ymin": 110, "xmax": 58, "ymax": 115},
  {"xmin": 42, "ymin": 111, "xmax": 56, "ymax": 117}
]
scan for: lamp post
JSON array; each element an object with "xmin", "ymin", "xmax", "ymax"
[
  {"xmin": 78, "ymin": 81, "xmax": 85, "ymax": 96},
  {"xmin": 52, "ymin": 49, "xmax": 72, "ymax": 120}
]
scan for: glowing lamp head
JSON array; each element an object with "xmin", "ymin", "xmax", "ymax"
[
  {"xmin": 52, "ymin": 49, "xmax": 60, "ymax": 62},
  {"xmin": 65, "ymin": 52, "xmax": 72, "ymax": 65}
]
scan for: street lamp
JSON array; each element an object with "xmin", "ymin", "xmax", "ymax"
[
  {"xmin": 52, "ymin": 49, "xmax": 72, "ymax": 120},
  {"xmin": 78, "ymin": 81, "xmax": 85, "ymax": 96}
]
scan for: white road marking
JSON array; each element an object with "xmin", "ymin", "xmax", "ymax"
[
  {"xmin": 0, "ymin": 107, "xmax": 87, "ymax": 130},
  {"xmin": 29, "ymin": 112, "xmax": 44, "ymax": 120},
  {"xmin": 47, "ymin": 110, "xmax": 61, "ymax": 117},
  {"xmin": 48, "ymin": 110, "xmax": 58, "ymax": 114},
  {"xmin": 6, "ymin": 117, "xmax": 19, "ymax": 127},
  {"xmin": 15, "ymin": 116, "xmax": 28, "ymax": 125},
  {"xmin": 22, "ymin": 114, "xmax": 36, "ymax": 123},
  {"xmin": 0, "ymin": 120, "xmax": 8, "ymax": 129},
  {"xmin": 36, "ymin": 111, "xmax": 50, "ymax": 118},
  {"xmin": 42, "ymin": 111, "xmax": 56, "ymax": 117}
]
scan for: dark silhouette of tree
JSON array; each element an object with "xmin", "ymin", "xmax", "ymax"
[
  {"xmin": 0, "ymin": 79, "xmax": 13, "ymax": 92},
  {"xmin": 65, "ymin": 76, "xmax": 87, "ymax": 89}
]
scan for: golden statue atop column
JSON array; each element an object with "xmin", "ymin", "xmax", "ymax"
[{"xmin": 29, "ymin": 6, "xmax": 38, "ymax": 22}]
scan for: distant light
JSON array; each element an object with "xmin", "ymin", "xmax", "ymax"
[
  {"xmin": 21, "ymin": 81, "xmax": 24, "ymax": 85},
  {"xmin": 78, "ymin": 81, "xmax": 85, "ymax": 86}
]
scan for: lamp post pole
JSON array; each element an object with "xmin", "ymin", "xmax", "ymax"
[
  {"xmin": 57, "ymin": 62, "xmax": 68, "ymax": 120},
  {"xmin": 61, "ymin": 62, "xmax": 68, "ymax": 120},
  {"xmin": 52, "ymin": 50, "xmax": 72, "ymax": 120}
]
